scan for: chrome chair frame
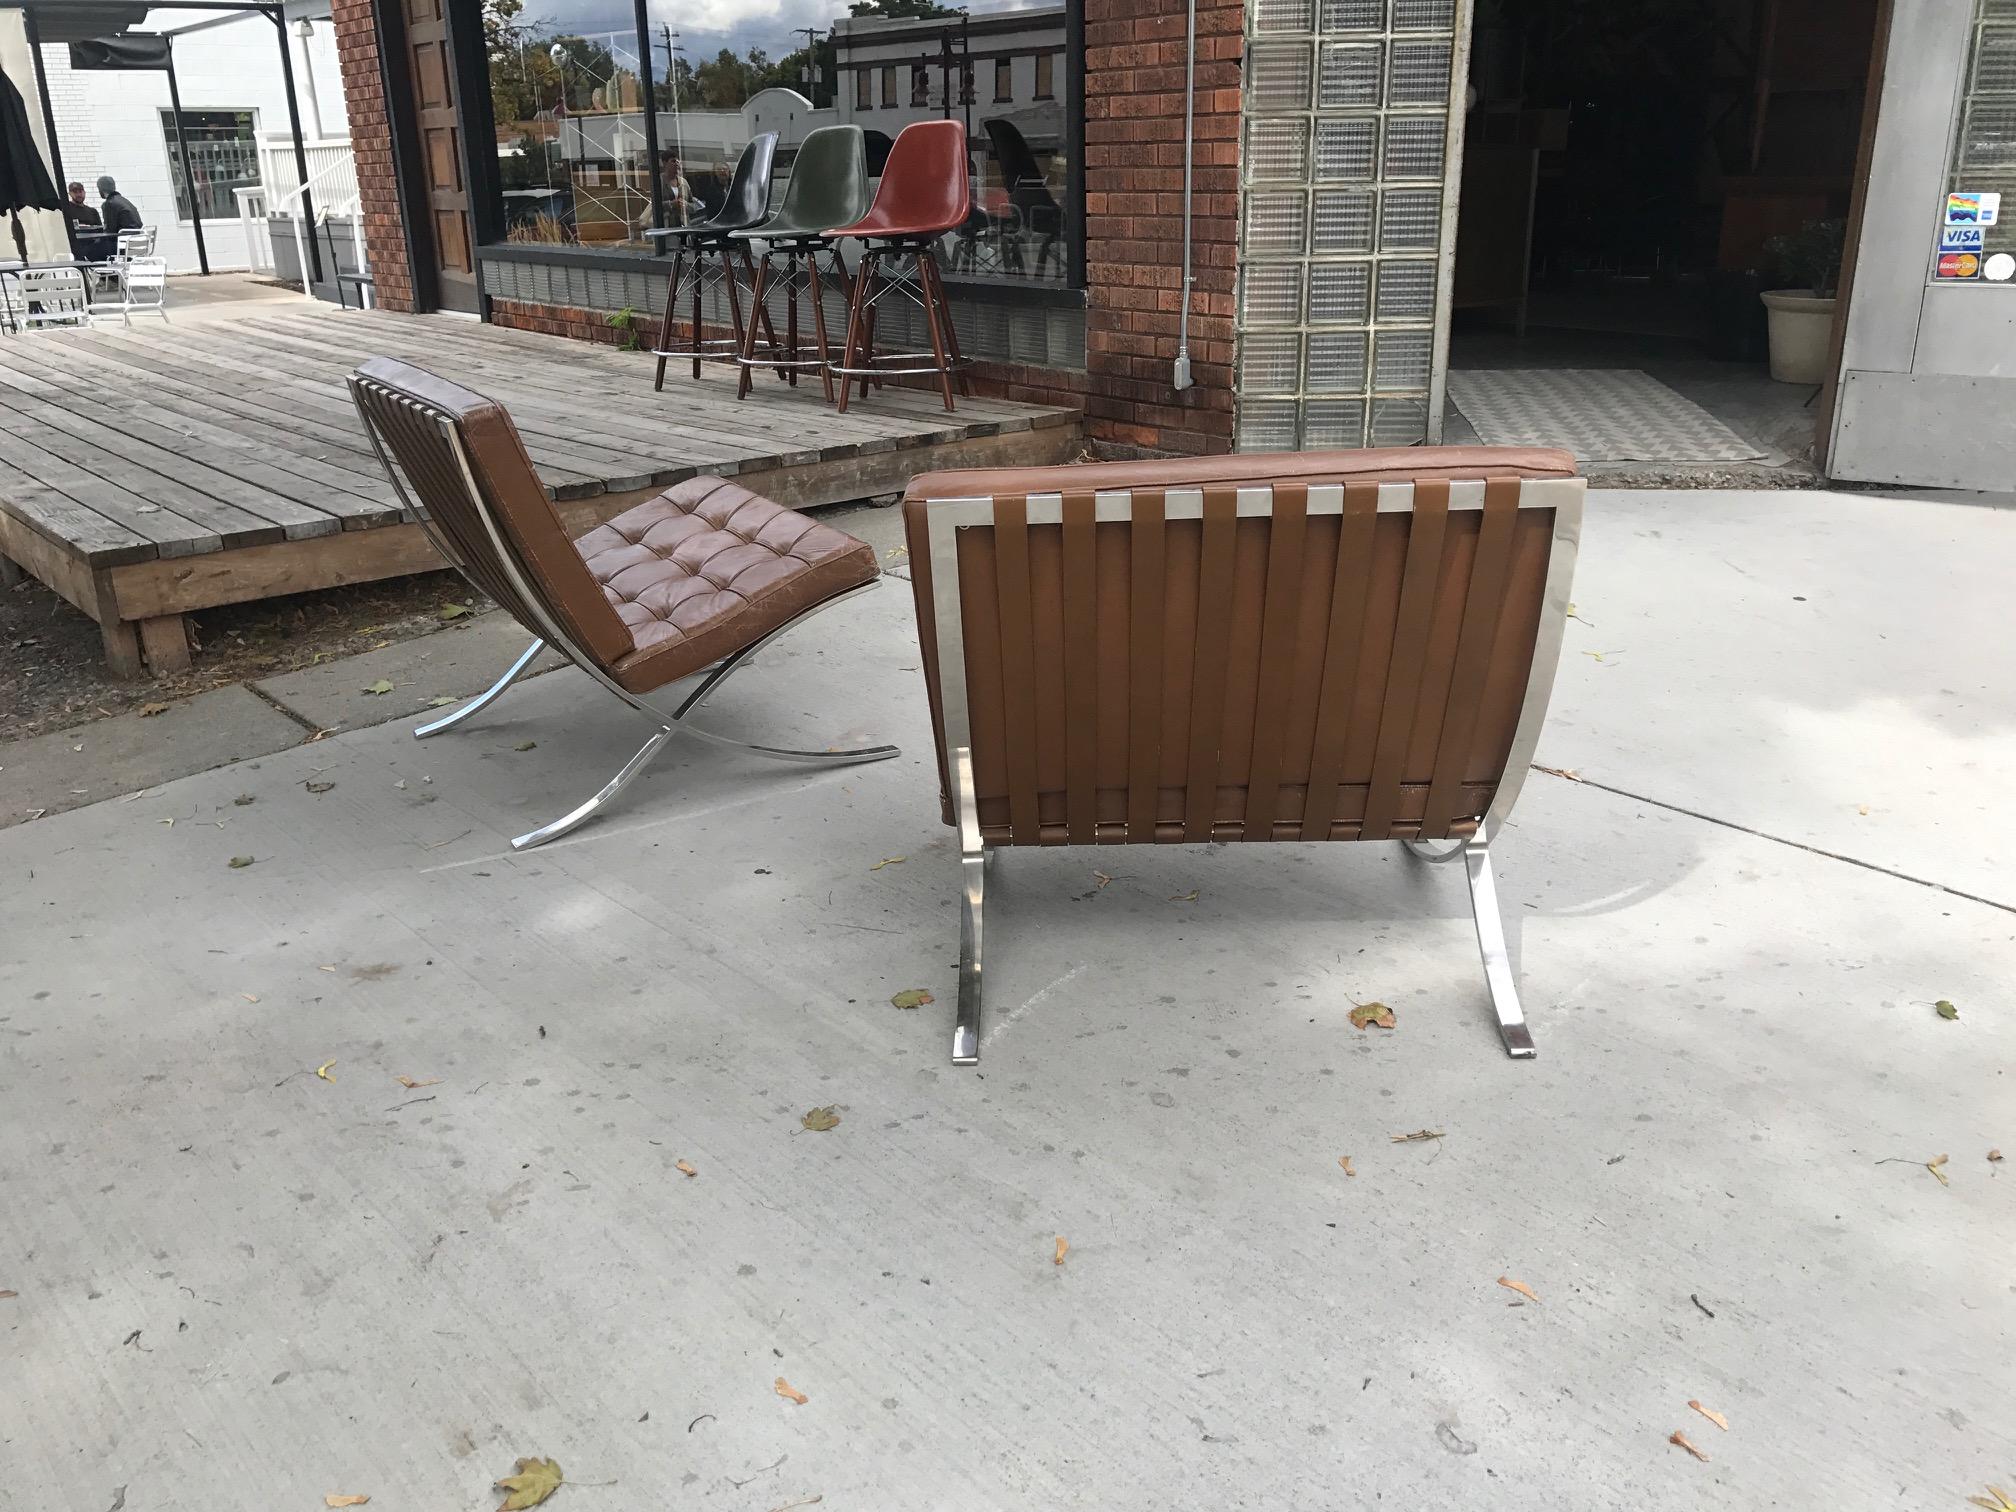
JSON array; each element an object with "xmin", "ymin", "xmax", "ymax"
[
  {"xmin": 349, "ymin": 375, "xmax": 898, "ymax": 851},
  {"xmin": 920, "ymin": 477, "xmax": 1583, "ymax": 1064}
]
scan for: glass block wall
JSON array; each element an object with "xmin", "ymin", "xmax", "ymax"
[{"xmin": 1236, "ymin": 0, "xmax": 1469, "ymax": 450}]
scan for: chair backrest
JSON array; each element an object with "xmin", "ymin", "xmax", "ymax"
[
  {"xmin": 902, "ymin": 448, "xmax": 1584, "ymax": 847},
  {"xmin": 117, "ymin": 227, "xmax": 154, "ymax": 258},
  {"xmin": 712, "ymin": 132, "xmax": 778, "ymax": 230},
  {"xmin": 123, "ymin": 257, "xmax": 167, "ymax": 304},
  {"xmin": 18, "ymin": 267, "xmax": 89, "ymax": 327},
  {"xmin": 774, "ymin": 125, "xmax": 869, "ymax": 232},
  {"xmin": 866, "ymin": 120, "xmax": 973, "ymax": 235},
  {"xmin": 348, "ymin": 357, "xmax": 634, "ymax": 669}
]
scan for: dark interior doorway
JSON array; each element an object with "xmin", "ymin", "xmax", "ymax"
[{"xmin": 1447, "ymin": 0, "xmax": 1882, "ymax": 471}]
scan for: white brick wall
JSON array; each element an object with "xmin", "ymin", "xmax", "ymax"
[{"xmin": 43, "ymin": 3, "xmax": 352, "ymax": 275}]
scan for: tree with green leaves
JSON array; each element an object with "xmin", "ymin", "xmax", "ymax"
[{"xmin": 849, "ymin": 0, "xmax": 963, "ymax": 17}]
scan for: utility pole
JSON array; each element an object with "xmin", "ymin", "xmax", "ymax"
[
  {"xmin": 794, "ymin": 26, "xmax": 823, "ymax": 106},
  {"xmin": 659, "ymin": 25, "xmax": 685, "ymax": 160}
]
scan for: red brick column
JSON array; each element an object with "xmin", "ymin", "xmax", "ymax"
[
  {"xmin": 331, "ymin": 0, "xmax": 417, "ymax": 312},
  {"xmin": 1080, "ymin": 0, "xmax": 1241, "ymax": 454}
]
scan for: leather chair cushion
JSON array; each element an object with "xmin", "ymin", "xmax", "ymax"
[{"xmin": 576, "ymin": 477, "xmax": 878, "ymax": 693}]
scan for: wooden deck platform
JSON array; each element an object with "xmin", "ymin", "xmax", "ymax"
[{"xmin": 0, "ymin": 305, "xmax": 1081, "ymax": 675}]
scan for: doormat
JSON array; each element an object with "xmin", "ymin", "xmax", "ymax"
[{"xmin": 1447, "ymin": 369, "xmax": 1765, "ymax": 463}]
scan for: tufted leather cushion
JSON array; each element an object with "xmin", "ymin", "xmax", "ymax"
[{"xmin": 575, "ymin": 476, "xmax": 879, "ymax": 693}]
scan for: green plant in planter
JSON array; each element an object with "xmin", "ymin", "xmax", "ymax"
[
  {"xmin": 1763, "ymin": 219, "xmax": 1846, "ymax": 298},
  {"xmin": 605, "ymin": 306, "xmax": 645, "ymax": 352}
]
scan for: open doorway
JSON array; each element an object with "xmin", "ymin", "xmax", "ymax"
[{"xmin": 1444, "ymin": 0, "xmax": 1882, "ymax": 477}]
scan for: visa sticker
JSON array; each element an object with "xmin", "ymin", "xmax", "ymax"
[
  {"xmin": 1941, "ymin": 223, "xmax": 1985, "ymax": 252},
  {"xmin": 1945, "ymin": 191, "xmax": 2001, "ymax": 225},
  {"xmin": 1935, "ymin": 251, "xmax": 1981, "ymax": 280}
]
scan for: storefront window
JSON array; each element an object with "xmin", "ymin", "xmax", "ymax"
[
  {"xmin": 474, "ymin": 0, "xmax": 1082, "ymax": 286},
  {"xmin": 1945, "ymin": 0, "xmax": 2016, "ymax": 266}
]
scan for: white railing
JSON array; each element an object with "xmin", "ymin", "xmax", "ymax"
[
  {"xmin": 235, "ymin": 186, "xmax": 274, "ymax": 272},
  {"xmin": 268, "ymin": 144, "xmax": 370, "ymax": 307},
  {"xmin": 259, "ymin": 137, "xmax": 358, "ymax": 205}
]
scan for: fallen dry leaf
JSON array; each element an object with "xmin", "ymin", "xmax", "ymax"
[
  {"xmin": 315, "ymin": 1061, "xmax": 336, "ymax": 1082},
  {"xmin": 1348, "ymin": 1001, "xmax": 1396, "ymax": 1030},
  {"xmin": 1092, "ymin": 870, "xmax": 1114, "ymax": 890},
  {"xmin": 304, "ymin": 780, "xmax": 336, "ymax": 794},
  {"xmin": 1391, "ymin": 1129, "xmax": 1445, "ymax": 1143},
  {"xmin": 675, "ymin": 1160, "xmax": 698, "ymax": 1178},
  {"xmin": 1687, "ymin": 1400, "xmax": 1728, "ymax": 1431},
  {"xmin": 362, "ymin": 679, "xmax": 394, "ymax": 696},
  {"xmin": 1928, "ymin": 1152, "xmax": 1951, "ymax": 1187},
  {"xmin": 1533, "ymin": 763, "xmax": 1583, "ymax": 782},
  {"xmin": 513, "ymin": 740, "xmax": 538, "ymax": 752},
  {"xmin": 1497, "ymin": 1276, "xmax": 1540, "ymax": 1304},
  {"xmin": 494, "ymin": 1456, "xmax": 563, "ymax": 1511},
  {"xmin": 233, "ymin": 795, "xmax": 256, "ymax": 807},
  {"xmin": 0, "ymin": 1290, "xmax": 17, "ymax": 1299},
  {"xmin": 439, "ymin": 603, "xmax": 471, "ymax": 620},
  {"xmin": 1990, "ymin": 1149, "xmax": 2004, "ymax": 1163},
  {"xmin": 890, "ymin": 989, "xmax": 935, "ymax": 1010},
  {"xmin": 325, "ymin": 1496, "xmax": 370, "ymax": 1508},
  {"xmin": 1054, "ymin": 1236, "xmax": 1068, "ymax": 1266},
  {"xmin": 1668, "ymin": 1430, "xmax": 1710, "ymax": 1462},
  {"xmin": 800, "ymin": 1106, "xmax": 840, "ymax": 1132},
  {"xmin": 870, "ymin": 855, "xmax": 907, "ymax": 871},
  {"xmin": 1967, "ymin": 1487, "xmax": 2016, "ymax": 1511},
  {"xmin": 138, "ymin": 702, "xmax": 170, "ymax": 718},
  {"xmin": 1169, "ymin": 889, "xmax": 1200, "ymax": 903},
  {"xmin": 395, "ymin": 1076, "xmax": 442, "ymax": 1089},
  {"xmin": 240, "ymin": 993, "xmax": 259, "ymax": 1004},
  {"xmin": 1936, "ymin": 999, "xmax": 1959, "ymax": 1021},
  {"xmin": 227, "ymin": 855, "xmax": 255, "ymax": 869},
  {"xmin": 427, "ymin": 696, "xmax": 461, "ymax": 708},
  {"xmin": 774, "ymin": 1376, "xmax": 809, "ymax": 1405},
  {"xmin": 1338, "ymin": 1156, "xmax": 1355, "ymax": 1177}
]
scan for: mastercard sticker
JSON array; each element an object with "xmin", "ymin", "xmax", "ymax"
[{"xmin": 1935, "ymin": 251, "xmax": 1981, "ymax": 279}]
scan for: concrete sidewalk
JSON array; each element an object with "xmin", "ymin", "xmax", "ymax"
[{"xmin": 1, "ymin": 487, "xmax": 2011, "ymax": 1511}]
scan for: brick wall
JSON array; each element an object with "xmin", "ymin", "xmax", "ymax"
[
  {"xmin": 1081, "ymin": 0, "xmax": 1242, "ymax": 454},
  {"xmin": 339, "ymin": 0, "xmax": 1239, "ymax": 451},
  {"xmin": 332, "ymin": 0, "xmax": 416, "ymax": 312}
]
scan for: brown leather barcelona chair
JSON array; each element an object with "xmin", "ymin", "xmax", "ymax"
[
  {"xmin": 903, "ymin": 446, "xmax": 1584, "ymax": 1064},
  {"xmin": 349, "ymin": 357, "xmax": 897, "ymax": 850}
]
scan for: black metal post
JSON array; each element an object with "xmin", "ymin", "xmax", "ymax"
[
  {"xmin": 163, "ymin": 36, "xmax": 211, "ymax": 273},
  {"xmin": 632, "ymin": 0, "xmax": 663, "ymax": 237},
  {"xmin": 20, "ymin": 7, "xmax": 73, "ymax": 255},
  {"xmin": 268, "ymin": 4, "xmax": 322, "ymax": 285}
]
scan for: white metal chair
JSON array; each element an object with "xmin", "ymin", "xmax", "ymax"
[
  {"xmin": 16, "ymin": 268, "xmax": 91, "ymax": 330},
  {"xmin": 93, "ymin": 257, "xmax": 169, "ymax": 325},
  {"xmin": 116, "ymin": 227, "xmax": 157, "ymax": 259}
]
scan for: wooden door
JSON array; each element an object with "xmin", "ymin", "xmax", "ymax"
[{"xmin": 401, "ymin": 0, "xmax": 478, "ymax": 313}]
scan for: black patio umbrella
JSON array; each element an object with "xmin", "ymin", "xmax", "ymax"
[{"xmin": 1, "ymin": 65, "xmax": 64, "ymax": 261}]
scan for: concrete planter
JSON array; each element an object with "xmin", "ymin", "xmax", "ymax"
[{"xmin": 1759, "ymin": 289, "xmax": 1837, "ymax": 385}]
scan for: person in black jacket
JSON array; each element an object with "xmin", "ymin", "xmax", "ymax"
[
  {"xmin": 96, "ymin": 176, "xmax": 142, "ymax": 236},
  {"xmin": 62, "ymin": 182, "xmax": 101, "ymax": 230}
]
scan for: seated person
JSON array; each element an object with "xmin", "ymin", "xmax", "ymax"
[
  {"xmin": 97, "ymin": 176, "xmax": 143, "ymax": 238},
  {"xmin": 62, "ymin": 182, "xmax": 101, "ymax": 230}
]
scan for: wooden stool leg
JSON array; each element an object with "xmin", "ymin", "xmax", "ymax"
[
  {"xmin": 691, "ymin": 248, "xmax": 707, "ymax": 380},
  {"xmin": 737, "ymin": 251, "xmax": 769, "ymax": 401},
  {"xmin": 784, "ymin": 250, "xmax": 801, "ymax": 387},
  {"xmin": 924, "ymin": 253, "xmax": 968, "ymax": 397},
  {"xmin": 808, "ymin": 248, "xmax": 837, "ymax": 404},
  {"xmin": 739, "ymin": 245, "xmax": 788, "ymax": 382},
  {"xmin": 860, "ymin": 255, "xmax": 880, "ymax": 399},
  {"xmin": 916, "ymin": 248, "xmax": 956, "ymax": 413},
  {"xmin": 721, "ymin": 246, "xmax": 749, "ymax": 388},
  {"xmin": 835, "ymin": 247, "xmax": 873, "ymax": 416},
  {"xmin": 653, "ymin": 245, "xmax": 685, "ymax": 392}
]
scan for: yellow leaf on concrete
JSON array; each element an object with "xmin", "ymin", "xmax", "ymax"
[
  {"xmin": 139, "ymin": 702, "xmax": 170, "ymax": 718},
  {"xmin": 1169, "ymin": 889, "xmax": 1200, "ymax": 902},
  {"xmin": 362, "ymin": 679, "xmax": 394, "ymax": 696},
  {"xmin": 1669, "ymin": 1430, "xmax": 1709, "ymax": 1462},
  {"xmin": 1496, "ymin": 1276, "xmax": 1540, "ymax": 1304},
  {"xmin": 1348, "ymin": 1001, "xmax": 1396, "ymax": 1030},
  {"xmin": 675, "ymin": 1160, "xmax": 698, "ymax": 1177},
  {"xmin": 1339, "ymin": 1156, "xmax": 1355, "ymax": 1177},
  {"xmin": 774, "ymin": 1376, "xmax": 808, "ymax": 1405},
  {"xmin": 1935, "ymin": 999, "xmax": 1959, "ymax": 1020},
  {"xmin": 1391, "ymin": 1129, "xmax": 1445, "ymax": 1143},
  {"xmin": 1054, "ymin": 1236, "xmax": 1068, "ymax": 1266},
  {"xmin": 1990, "ymin": 1149, "xmax": 2004, "ymax": 1163},
  {"xmin": 1966, "ymin": 1487, "xmax": 2016, "ymax": 1511},
  {"xmin": 870, "ymin": 855, "xmax": 906, "ymax": 870},
  {"xmin": 1928, "ymin": 1153, "xmax": 1950, "ymax": 1186},
  {"xmin": 395, "ymin": 1076, "xmax": 441, "ymax": 1089},
  {"xmin": 494, "ymin": 1456, "xmax": 563, "ymax": 1511},
  {"xmin": 890, "ymin": 989, "xmax": 935, "ymax": 1010},
  {"xmin": 325, "ymin": 1496, "xmax": 370, "ymax": 1508},
  {"xmin": 800, "ymin": 1106, "xmax": 840, "ymax": 1132},
  {"xmin": 1092, "ymin": 871, "xmax": 1114, "ymax": 889},
  {"xmin": 1687, "ymin": 1400, "xmax": 1728, "ymax": 1431},
  {"xmin": 315, "ymin": 1061, "xmax": 336, "ymax": 1082}
]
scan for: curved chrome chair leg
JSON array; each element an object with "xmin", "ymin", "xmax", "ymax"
[
  {"xmin": 1405, "ymin": 825, "xmax": 1536, "ymax": 1059},
  {"xmin": 510, "ymin": 724, "xmax": 677, "ymax": 850},
  {"xmin": 415, "ymin": 639, "xmax": 544, "ymax": 738},
  {"xmin": 951, "ymin": 747, "xmax": 984, "ymax": 1065}
]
